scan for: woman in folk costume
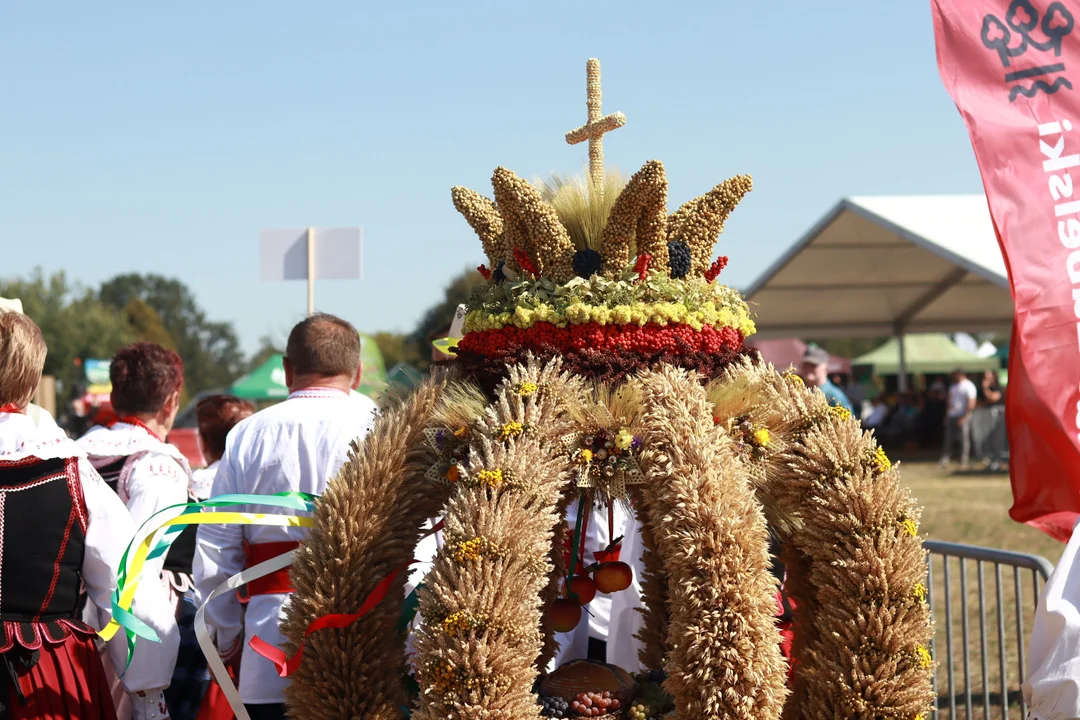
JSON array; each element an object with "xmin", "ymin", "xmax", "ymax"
[
  {"xmin": 0, "ymin": 310, "xmax": 180, "ymax": 719},
  {"xmin": 78, "ymin": 343, "xmax": 194, "ymax": 599},
  {"xmin": 1024, "ymin": 520, "xmax": 1080, "ymax": 719},
  {"xmin": 77, "ymin": 343, "xmax": 197, "ymax": 717}
]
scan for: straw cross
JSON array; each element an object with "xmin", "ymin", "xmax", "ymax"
[{"xmin": 565, "ymin": 58, "xmax": 626, "ymax": 193}]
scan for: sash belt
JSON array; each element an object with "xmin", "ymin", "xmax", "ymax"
[{"xmin": 238, "ymin": 541, "xmax": 300, "ymax": 603}]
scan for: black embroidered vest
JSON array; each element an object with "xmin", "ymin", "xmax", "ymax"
[{"xmin": 0, "ymin": 457, "xmax": 93, "ymax": 651}]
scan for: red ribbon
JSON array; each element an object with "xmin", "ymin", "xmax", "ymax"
[
  {"xmin": 248, "ymin": 519, "xmax": 444, "ymax": 677},
  {"xmin": 0, "ymin": 404, "xmax": 22, "ymax": 415}
]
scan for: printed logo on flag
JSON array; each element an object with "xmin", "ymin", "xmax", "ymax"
[{"xmin": 981, "ymin": 0, "xmax": 1075, "ymax": 101}]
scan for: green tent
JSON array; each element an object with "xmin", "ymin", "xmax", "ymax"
[
  {"xmin": 852, "ymin": 334, "xmax": 999, "ymax": 376},
  {"xmin": 230, "ymin": 334, "xmax": 387, "ymax": 401}
]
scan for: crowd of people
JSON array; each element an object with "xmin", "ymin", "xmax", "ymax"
[
  {"xmin": 798, "ymin": 345, "xmax": 1008, "ymax": 470},
  {"xmin": 0, "ymin": 306, "xmax": 377, "ymax": 719}
]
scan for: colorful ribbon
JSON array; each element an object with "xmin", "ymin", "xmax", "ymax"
[
  {"xmin": 195, "ymin": 548, "xmax": 297, "ymax": 720},
  {"xmin": 99, "ymin": 491, "xmax": 318, "ymax": 666}
]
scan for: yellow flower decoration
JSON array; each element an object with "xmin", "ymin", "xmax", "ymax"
[
  {"xmin": 476, "ymin": 468, "xmax": 504, "ymax": 488},
  {"xmin": 517, "ymin": 382, "xmax": 538, "ymax": 396},
  {"xmin": 913, "ymin": 582, "xmax": 927, "ymax": 602},
  {"xmin": 785, "ymin": 371, "xmax": 804, "ymax": 387},
  {"xmin": 901, "ymin": 517, "xmax": 919, "ymax": 537},
  {"xmin": 442, "ymin": 611, "xmax": 470, "ymax": 637},
  {"xmin": 752, "ymin": 428, "xmax": 771, "ymax": 447},
  {"xmin": 614, "ymin": 428, "xmax": 634, "ymax": 451},
  {"xmin": 872, "ymin": 446, "xmax": 892, "ymax": 473},
  {"xmin": 828, "ymin": 405, "xmax": 853, "ymax": 422},
  {"xmin": 576, "ymin": 448, "xmax": 594, "ymax": 465},
  {"xmin": 916, "ymin": 645, "xmax": 932, "ymax": 669},
  {"xmin": 498, "ymin": 421, "xmax": 524, "ymax": 442}
]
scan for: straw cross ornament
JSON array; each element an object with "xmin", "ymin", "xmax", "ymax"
[{"xmin": 565, "ymin": 58, "xmax": 626, "ymax": 195}]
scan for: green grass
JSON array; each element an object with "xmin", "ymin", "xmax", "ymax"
[{"xmin": 899, "ymin": 461, "xmax": 1062, "ymax": 720}]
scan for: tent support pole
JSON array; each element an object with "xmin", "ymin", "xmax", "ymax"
[{"xmin": 895, "ymin": 323, "xmax": 908, "ymax": 392}]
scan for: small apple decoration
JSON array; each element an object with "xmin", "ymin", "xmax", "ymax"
[
  {"xmin": 567, "ymin": 575, "xmax": 597, "ymax": 605},
  {"xmin": 547, "ymin": 597, "xmax": 583, "ymax": 632},
  {"xmin": 593, "ymin": 561, "xmax": 633, "ymax": 594}
]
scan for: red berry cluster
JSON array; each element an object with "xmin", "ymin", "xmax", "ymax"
[
  {"xmin": 513, "ymin": 247, "xmax": 538, "ymax": 277},
  {"xmin": 457, "ymin": 322, "xmax": 743, "ymax": 357},
  {"xmin": 572, "ymin": 691, "xmax": 621, "ymax": 716},
  {"xmin": 704, "ymin": 256, "xmax": 729, "ymax": 283},
  {"xmin": 634, "ymin": 253, "xmax": 651, "ymax": 282},
  {"xmin": 477, "ymin": 264, "xmax": 492, "ymax": 280}
]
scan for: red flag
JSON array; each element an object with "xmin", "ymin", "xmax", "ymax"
[{"xmin": 932, "ymin": 0, "xmax": 1080, "ymax": 541}]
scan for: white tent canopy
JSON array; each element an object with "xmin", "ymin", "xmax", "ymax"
[
  {"xmin": 744, "ymin": 195, "xmax": 1012, "ymax": 339},
  {"xmin": 744, "ymin": 195, "xmax": 1013, "ymax": 390}
]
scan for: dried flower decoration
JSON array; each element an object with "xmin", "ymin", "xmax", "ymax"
[
  {"xmin": 424, "ymin": 426, "xmax": 472, "ymax": 484},
  {"xmin": 828, "ymin": 405, "xmax": 854, "ymax": 422},
  {"xmin": 561, "ymin": 427, "xmax": 643, "ymax": 505},
  {"xmin": 498, "ymin": 421, "xmax": 525, "ymax": 442},
  {"xmin": 913, "ymin": 582, "xmax": 927, "ymax": 602},
  {"xmin": 871, "ymin": 446, "xmax": 892, "ymax": 473},
  {"xmin": 901, "ymin": 516, "xmax": 920, "ymax": 537}
]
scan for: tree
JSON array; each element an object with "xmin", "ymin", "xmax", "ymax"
[
  {"xmin": 371, "ymin": 331, "xmax": 423, "ymax": 370},
  {"xmin": 98, "ymin": 274, "xmax": 245, "ymax": 394},
  {"xmin": 410, "ymin": 266, "xmax": 487, "ymax": 369},
  {"xmin": 0, "ymin": 269, "xmax": 134, "ymax": 389},
  {"xmin": 124, "ymin": 298, "xmax": 176, "ymax": 350},
  {"xmin": 247, "ymin": 334, "xmax": 284, "ymax": 373}
]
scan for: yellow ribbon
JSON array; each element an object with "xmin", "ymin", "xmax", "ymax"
[{"xmin": 99, "ymin": 511, "xmax": 313, "ymax": 641}]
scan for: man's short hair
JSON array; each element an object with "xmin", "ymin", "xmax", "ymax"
[
  {"xmin": 0, "ymin": 311, "xmax": 46, "ymax": 408},
  {"xmin": 803, "ymin": 345, "xmax": 830, "ymax": 366},
  {"xmin": 285, "ymin": 313, "xmax": 361, "ymax": 378},
  {"xmin": 110, "ymin": 342, "xmax": 184, "ymax": 415}
]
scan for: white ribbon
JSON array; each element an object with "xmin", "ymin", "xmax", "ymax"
[{"xmin": 195, "ymin": 550, "xmax": 296, "ymax": 720}]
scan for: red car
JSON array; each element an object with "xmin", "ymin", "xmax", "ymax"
[{"xmin": 166, "ymin": 389, "xmax": 224, "ymax": 470}]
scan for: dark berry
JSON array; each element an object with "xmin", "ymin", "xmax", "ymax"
[
  {"xmin": 493, "ymin": 260, "xmax": 507, "ymax": 285},
  {"xmin": 573, "ymin": 249, "xmax": 603, "ymax": 279},
  {"xmin": 646, "ymin": 668, "xmax": 668, "ymax": 684},
  {"xmin": 667, "ymin": 241, "xmax": 692, "ymax": 279}
]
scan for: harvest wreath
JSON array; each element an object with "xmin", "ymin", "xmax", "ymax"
[{"xmin": 279, "ymin": 59, "xmax": 934, "ymax": 719}]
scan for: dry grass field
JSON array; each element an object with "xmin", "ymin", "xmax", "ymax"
[{"xmin": 898, "ymin": 461, "xmax": 1064, "ymax": 720}]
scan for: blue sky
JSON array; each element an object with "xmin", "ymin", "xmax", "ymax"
[{"xmin": 0, "ymin": 1, "xmax": 983, "ymax": 353}]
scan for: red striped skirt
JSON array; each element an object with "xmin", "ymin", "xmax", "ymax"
[{"xmin": 5, "ymin": 632, "xmax": 116, "ymax": 720}]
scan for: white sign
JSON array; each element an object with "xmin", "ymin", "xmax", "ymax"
[{"xmin": 258, "ymin": 227, "xmax": 363, "ymax": 282}]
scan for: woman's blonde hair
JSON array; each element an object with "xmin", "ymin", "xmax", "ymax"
[{"xmin": 0, "ymin": 311, "xmax": 46, "ymax": 408}]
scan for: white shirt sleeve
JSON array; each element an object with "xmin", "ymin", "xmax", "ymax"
[
  {"xmin": 1024, "ymin": 521, "xmax": 1080, "ymax": 720},
  {"xmin": 78, "ymin": 458, "xmax": 180, "ymax": 694},
  {"xmin": 193, "ymin": 449, "xmax": 245, "ymax": 653}
]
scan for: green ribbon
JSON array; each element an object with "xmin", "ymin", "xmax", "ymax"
[{"xmin": 109, "ymin": 491, "xmax": 319, "ymax": 668}]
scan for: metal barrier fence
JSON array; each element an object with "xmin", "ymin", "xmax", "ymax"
[{"xmin": 924, "ymin": 540, "xmax": 1055, "ymax": 720}]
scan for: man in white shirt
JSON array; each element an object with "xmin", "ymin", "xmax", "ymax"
[
  {"xmin": 941, "ymin": 368, "xmax": 978, "ymax": 469},
  {"xmin": 1024, "ymin": 519, "xmax": 1080, "ymax": 719},
  {"xmin": 193, "ymin": 314, "xmax": 378, "ymax": 720}
]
